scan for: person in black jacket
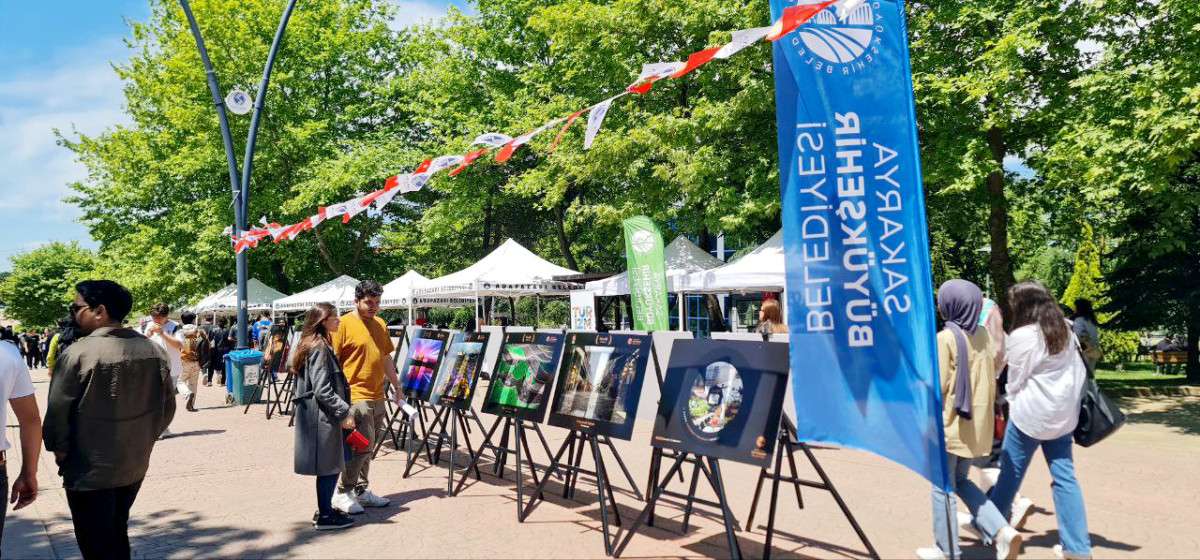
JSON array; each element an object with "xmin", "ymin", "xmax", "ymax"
[
  {"xmin": 291, "ymin": 303, "xmax": 356, "ymax": 531},
  {"xmin": 204, "ymin": 318, "xmax": 232, "ymax": 386}
]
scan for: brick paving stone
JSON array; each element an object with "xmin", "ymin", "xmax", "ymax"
[{"xmin": 4, "ymin": 368, "xmax": 1198, "ymax": 559}]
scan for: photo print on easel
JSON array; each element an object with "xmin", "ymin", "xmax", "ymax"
[
  {"xmin": 481, "ymin": 331, "xmax": 566, "ymax": 422},
  {"xmin": 651, "ymin": 339, "xmax": 789, "ymax": 466},
  {"xmin": 428, "ymin": 331, "xmax": 491, "ymax": 409},
  {"xmin": 398, "ymin": 328, "xmax": 451, "ymax": 401},
  {"xmin": 548, "ymin": 332, "xmax": 651, "ymax": 440}
]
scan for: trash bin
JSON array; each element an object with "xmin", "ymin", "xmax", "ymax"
[{"xmin": 225, "ymin": 349, "xmax": 264, "ymax": 405}]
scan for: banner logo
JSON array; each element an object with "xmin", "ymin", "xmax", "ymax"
[
  {"xmin": 631, "ymin": 230, "xmax": 656, "ymax": 254},
  {"xmin": 789, "ymin": 1, "xmax": 882, "ymax": 75}
]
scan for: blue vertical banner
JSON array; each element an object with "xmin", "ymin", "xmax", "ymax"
[{"xmin": 770, "ymin": 0, "xmax": 949, "ymax": 489}]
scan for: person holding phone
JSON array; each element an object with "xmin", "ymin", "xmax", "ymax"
[{"xmin": 291, "ymin": 303, "xmax": 356, "ymax": 531}]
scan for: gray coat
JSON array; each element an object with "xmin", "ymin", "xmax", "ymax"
[{"xmin": 293, "ymin": 343, "xmax": 351, "ymax": 476}]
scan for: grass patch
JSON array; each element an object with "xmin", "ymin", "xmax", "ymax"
[{"xmin": 1095, "ymin": 360, "xmax": 1192, "ymax": 392}]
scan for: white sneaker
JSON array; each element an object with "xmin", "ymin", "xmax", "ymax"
[
  {"xmin": 915, "ymin": 547, "xmax": 947, "ymax": 560},
  {"xmin": 355, "ymin": 488, "xmax": 391, "ymax": 508},
  {"xmin": 1010, "ymin": 496, "xmax": 1034, "ymax": 529},
  {"xmin": 331, "ymin": 491, "xmax": 364, "ymax": 515},
  {"xmin": 994, "ymin": 526, "xmax": 1023, "ymax": 560},
  {"xmin": 1053, "ymin": 544, "xmax": 1092, "ymax": 559},
  {"xmin": 159, "ymin": 428, "xmax": 174, "ymax": 440},
  {"xmin": 957, "ymin": 510, "xmax": 983, "ymax": 541}
]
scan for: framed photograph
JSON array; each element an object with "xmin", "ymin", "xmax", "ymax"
[
  {"xmin": 651, "ymin": 339, "xmax": 789, "ymax": 467},
  {"xmin": 548, "ymin": 332, "xmax": 652, "ymax": 440},
  {"xmin": 428, "ymin": 331, "xmax": 492, "ymax": 410},
  {"xmin": 397, "ymin": 328, "xmax": 451, "ymax": 401},
  {"xmin": 481, "ymin": 331, "xmax": 566, "ymax": 423}
]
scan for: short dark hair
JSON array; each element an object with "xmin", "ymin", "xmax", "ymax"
[
  {"xmin": 218, "ymin": 317, "xmax": 229, "ymax": 328},
  {"xmin": 355, "ymin": 280, "xmax": 384, "ymax": 301},
  {"xmin": 150, "ymin": 302, "xmax": 171, "ymax": 317},
  {"xmin": 76, "ymin": 280, "xmax": 134, "ymax": 322},
  {"xmin": 181, "ymin": 311, "xmax": 197, "ymax": 325}
]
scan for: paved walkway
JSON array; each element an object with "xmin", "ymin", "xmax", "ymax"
[{"xmin": 4, "ymin": 367, "xmax": 1198, "ymax": 558}]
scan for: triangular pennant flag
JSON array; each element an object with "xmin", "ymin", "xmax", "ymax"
[
  {"xmin": 714, "ymin": 27, "xmax": 771, "ymax": 59},
  {"xmin": 310, "ymin": 210, "xmax": 326, "ymax": 228},
  {"xmin": 360, "ymin": 186, "xmax": 390, "ymax": 207},
  {"xmin": 427, "ymin": 155, "xmax": 465, "ymax": 175},
  {"xmin": 404, "ymin": 172, "xmax": 431, "ymax": 193},
  {"xmin": 584, "ymin": 98, "xmax": 615, "ymax": 150},
  {"xmin": 766, "ymin": 0, "xmax": 836, "ymax": 42},
  {"xmin": 495, "ymin": 141, "xmax": 518, "ymax": 163},
  {"xmin": 627, "ymin": 62, "xmax": 685, "ymax": 94},
  {"xmin": 383, "ymin": 175, "xmax": 404, "ymax": 190},
  {"xmin": 341, "ymin": 196, "xmax": 370, "ymax": 224},
  {"xmin": 470, "ymin": 132, "xmax": 513, "ymax": 148},
  {"xmin": 549, "ymin": 109, "xmax": 587, "ymax": 152},
  {"xmin": 285, "ymin": 217, "xmax": 312, "ymax": 241},
  {"xmin": 321, "ymin": 201, "xmax": 352, "ymax": 221},
  {"xmin": 449, "ymin": 149, "xmax": 489, "ymax": 176},
  {"xmin": 670, "ymin": 47, "xmax": 721, "ymax": 79},
  {"xmin": 414, "ymin": 158, "xmax": 432, "ymax": 174}
]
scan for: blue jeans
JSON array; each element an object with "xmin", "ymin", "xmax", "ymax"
[
  {"xmin": 931, "ymin": 454, "xmax": 1008, "ymax": 555},
  {"xmin": 991, "ymin": 422, "xmax": 1092, "ymax": 557}
]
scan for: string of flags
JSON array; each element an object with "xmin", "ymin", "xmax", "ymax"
[{"xmin": 229, "ymin": 0, "xmax": 859, "ymax": 253}]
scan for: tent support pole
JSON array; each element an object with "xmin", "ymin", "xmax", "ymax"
[
  {"xmin": 536, "ymin": 295, "xmax": 541, "ymax": 327},
  {"xmin": 677, "ymin": 292, "xmax": 685, "ymax": 332}
]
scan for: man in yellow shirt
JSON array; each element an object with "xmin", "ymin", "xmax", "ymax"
[{"xmin": 330, "ymin": 280, "xmax": 400, "ymax": 514}]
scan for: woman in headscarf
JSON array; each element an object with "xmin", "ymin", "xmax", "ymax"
[{"xmin": 917, "ymin": 280, "xmax": 1022, "ymax": 560}]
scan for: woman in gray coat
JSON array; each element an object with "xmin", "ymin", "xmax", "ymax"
[{"xmin": 291, "ymin": 303, "xmax": 357, "ymax": 530}]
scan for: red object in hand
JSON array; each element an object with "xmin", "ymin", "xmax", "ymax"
[{"xmin": 345, "ymin": 429, "xmax": 370, "ymax": 454}]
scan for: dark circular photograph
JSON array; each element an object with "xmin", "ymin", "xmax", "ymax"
[{"xmin": 683, "ymin": 361, "xmax": 744, "ymax": 441}]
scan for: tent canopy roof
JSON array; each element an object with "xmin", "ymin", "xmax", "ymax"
[
  {"xmin": 678, "ymin": 229, "xmax": 784, "ymax": 294},
  {"xmin": 413, "ymin": 239, "xmax": 581, "ymax": 298},
  {"xmin": 192, "ymin": 278, "xmax": 288, "ymax": 313},
  {"xmin": 585, "ymin": 236, "xmax": 725, "ymax": 296},
  {"xmin": 272, "ymin": 275, "xmax": 360, "ymax": 312},
  {"xmin": 380, "ymin": 270, "xmax": 475, "ymax": 309}
]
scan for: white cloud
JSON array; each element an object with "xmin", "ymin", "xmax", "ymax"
[
  {"xmin": 388, "ymin": 0, "xmax": 456, "ymax": 31},
  {"xmin": 0, "ymin": 40, "xmax": 129, "ymax": 219}
]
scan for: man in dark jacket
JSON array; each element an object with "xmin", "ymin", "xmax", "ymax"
[{"xmin": 43, "ymin": 280, "xmax": 175, "ymax": 560}]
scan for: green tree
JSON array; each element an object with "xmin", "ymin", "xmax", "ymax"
[
  {"xmin": 63, "ymin": 0, "xmax": 419, "ymax": 304},
  {"xmin": 0, "ymin": 243, "xmax": 98, "ymax": 328},
  {"xmin": 1039, "ymin": 0, "xmax": 1200, "ymax": 380},
  {"xmin": 908, "ymin": 0, "xmax": 1093, "ymax": 314}
]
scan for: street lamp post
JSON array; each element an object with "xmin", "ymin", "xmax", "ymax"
[{"xmin": 179, "ymin": 0, "xmax": 299, "ymax": 349}]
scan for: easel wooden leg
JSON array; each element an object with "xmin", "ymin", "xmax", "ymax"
[
  {"xmin": 520, "ymin": 430, "xmax": 577, "ymax": 522},
  {"xmin": 589, "ymin": 434, "xmax": 616, "ymax": 556},
  {"xmin": 494, "ymin": 418, "xmax": 512, "ymax": 477},
  {"xmin": 514, "ymin": 420, "xmax": 528, "ymax": 522},
  {"xmin": 762, "ymin": 432, "xmax": 786, "ymax": 560},
  {"xmin": 453, "ymin": 415, "xmax": 504, "ymax": 496},
  {"xmin": 601, "ymin": 436, "xmax": 643, "ymax": 501},
  {"xmin": 799, "ymin": 443, "xmax": 879, "ymax": 559},
  {"xmin": 705, "ymin": 458, "xmax": 742, "ymax": 560},
  {"xmin": 448, "ymin": 408, "xmax": 458, "ymax": 495},
  {"xmin": 681, "ymin": 461, "xmax": 702, "ymax": 532}
]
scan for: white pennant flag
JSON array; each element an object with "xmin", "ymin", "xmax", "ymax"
[
  {"xmin": 222, "ymin": 225, "xmax": 234, "ymax": 237},
  {"xmin": 470, "ymin": 132, "xmax": 513, "ymax": 148},
  {"xmin": 714, "ymin": 27, "xmax": 772, "ymax": 59},
  {"xmin": 637, "ymin": 62, "xmax": 685, "ymax": 82},
  {"xmin": 584, "ymin": 98, "xmax": 615, "ymax": 150},
  {"xmin": 321, "ymin": 200, "xmax": 352, "ymax": 220},
  {"xmin": 427, "ymin": 155, "xmax": 465, "ymax": 175},
  {"xmin": 403, "ymin": 172, "xmax": 431, "ymax": 193}
]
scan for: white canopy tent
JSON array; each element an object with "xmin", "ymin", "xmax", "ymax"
[
  {"xmin": 583, "ymin": 236, "xmax": 726, "ymax": 331},
  {"xmin": 678, "ymin": 229, "xmax": 785, "ymax": 294},
  {"xmin": 191, "ymin": 278, "xmax": 289, "ymax": 315},
  {"xmin": 380, "ymin": 270, "xmax": 430, "ymax": 309},
  {"xmin": 413, "ymin": 239, "xmax": 581, "ymax": 324},
  {"xmin": 584, "ymin": 236, "xmax": 724, "ymax": 296},
  {"xmin": 272, "ymin": 275, "xmax": 361, "ymax": 313}
]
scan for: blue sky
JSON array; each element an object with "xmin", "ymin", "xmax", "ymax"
[{"xmin": 0, "ymin": 1, "xmax": 462, "ymax": 272}]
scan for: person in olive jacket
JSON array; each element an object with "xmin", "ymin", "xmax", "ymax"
[{"xmin": 291, "ymin": 302, "xmax": 357, "ymax": 530}]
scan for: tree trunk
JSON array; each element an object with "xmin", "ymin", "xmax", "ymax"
[
  {"xmin": 313, "ymin": 229, "xmax": 343, "ymax": 276},
  {"xmin": 553, "ymin": 201, "xmax": 579, "ymax": 271},
  {"xmin": 985, "ymin": 125, "xmax": 1016, "ymax": 318},
  {"xmin": 1187, "ymin": 310, "xmax": 1200, "ymax": 384},
  {"xmin": 482, "ymin": 187, "xmax": 494, "ymax": 255},
  {"xmin": 270, "ymin": 259, "xmax": 290, "ymax": 294}
]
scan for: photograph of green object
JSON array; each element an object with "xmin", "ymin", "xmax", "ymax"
[{"xmin": 489, "ymin": 343, "xmax": 555, "ymax": 409}]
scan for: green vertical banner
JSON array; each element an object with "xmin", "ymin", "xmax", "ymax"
[{"xmin": 623, "ymin": 215, "xmax": 670, "ymax": 331}]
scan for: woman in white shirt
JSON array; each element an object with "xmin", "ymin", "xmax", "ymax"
[{"xmin": 992, "ymin": 282, "xmax": 1092, "ymax": 559}]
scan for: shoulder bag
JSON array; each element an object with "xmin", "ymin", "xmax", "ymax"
[{"xmin": 1072, "ymin": 340, "xmax": 1126, "ymax": 447}]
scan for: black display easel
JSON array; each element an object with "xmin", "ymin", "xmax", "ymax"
[
  {"xmin": 266, "ymin": 370, "xmax": 295, "ymax": 420},
  {"xmin": 744, "ymin": 415, "xmax": 879, "ymax": 559},
  {"xmin": 614, "ymin": 447, "xmax": 743, "ymax": 559},
  {"xmin": 401, "ymin": 403, "xmax": 485, "ymax": 494},
  {"xmin": 520, "ymin": 429, "xmax": 638, "ymax": 556},
  {"xmin": 243, "ymin": 339, "xmax": 291, "ymax": 417},
  {"xmin": 559, "ymin": 434, "xmax": 644, "ymax": 502},
  {"xmin": 451, "ymin": 414, "xmax": 557, "ymax": 520}
]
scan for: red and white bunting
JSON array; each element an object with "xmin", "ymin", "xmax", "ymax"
[
  {"xmin": 584, "ymin": 96, "xmax": 620, "ymax": 150},
  {"xmin": 236, "ymin": 5, "xmax": 831, "ymax": 252},
  {"xmin": 714, "ymin": 27, "xmax": 771, "ymax": 59}
]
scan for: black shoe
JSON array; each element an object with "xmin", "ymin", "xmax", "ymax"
[
  {"xmin": 313, "ymin": 512, "xmax": 355, "ymax": 531},
  {"xmin": 186, "ymin": 394, "xmax": 197, "ymax": 412}
]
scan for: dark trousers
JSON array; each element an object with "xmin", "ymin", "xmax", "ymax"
[
  {"xmin": 65, "ymin": 480, "xmax": 143, "ymax": 560},
  {"xmin": 25, "ymin": 351, "xmax": 35, "ymax": 369},
  {"xmin": 1, "ymin": 462, "xmax": 8, "ymax": 547}
]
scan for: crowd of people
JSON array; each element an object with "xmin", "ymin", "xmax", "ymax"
[
  {"xmin": 918, "ymin": 281, "xmax": 1097, "ymax": 560},
  {"xmin": 0, "ymin": 276, "xmax": 1104, "ymax": 558}
]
